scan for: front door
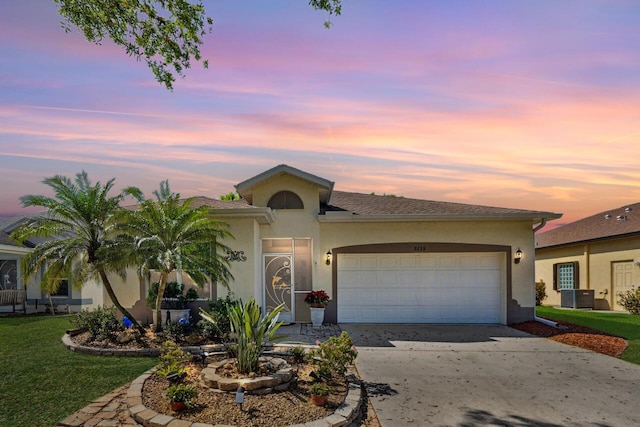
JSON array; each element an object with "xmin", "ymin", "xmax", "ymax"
[
  {"xmin": 0, "ymin": 260, "xmax": 17, "ymax": 290},
  {"xmin": 612, "ymin": 261, "xmax": 634, "ymax": 311},
  {"xmin": 264, "ymin": 254, "xmax": 294, "ymax": 322}
]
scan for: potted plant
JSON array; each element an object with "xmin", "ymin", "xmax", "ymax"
[
  {"xmin": 309, "ymin": 382, "xmax": 330, "ymax": 406},
  {"xmin": 166, "ymin": 383, "xmax": 197, "ymax": 411},
  {"xmin": 304, "ymin": 290, "xmax": 331, "ymax": 328},
  {"xmin": 148, "ymin": 282, "xmax": 198, "ymax": 326}
]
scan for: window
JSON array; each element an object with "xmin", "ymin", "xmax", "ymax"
[
  {"xmin": 267, "ymin": 191, "xmax": 304, "ymax": 209},
  {"xmin": 553, "ymin": 262, "xmax": 579, "ymax": 291},
  {"xmin": 50, "ymin": 279, "xmax": 70, "ymax": 297}
]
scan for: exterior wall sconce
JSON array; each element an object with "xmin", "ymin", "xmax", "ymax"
[
  {"xmin": 514, "ymin": 248, "xmax": 523, "ymax": 264},
  {"xmin": 325, "ymin": 251, "xmax": 332, "ymax": 265}
]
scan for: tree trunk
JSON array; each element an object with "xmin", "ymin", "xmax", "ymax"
[
  {"xmin": 98, "ymin": 269, "xmax": 145, "ymax": 335},
  {"xmin": 154, "ymin": 272, "xmax": 168, "ymax": 332},
  {"xmin": 48, "ymin": 294, "xmax": 55, "ymax": 316}
]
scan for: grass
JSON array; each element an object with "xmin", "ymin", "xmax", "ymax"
[
  {"xmin": 536, "ymin": 306, "xmax": 640, "ymax": 365},
  {"xmin": 0, "ymin": 315, "xmax": 157, "ymax": 427}
]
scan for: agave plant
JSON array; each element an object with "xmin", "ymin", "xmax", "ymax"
[{"xmin": 202, "ymin": 298, "xmax": 286, "ymax": 374}]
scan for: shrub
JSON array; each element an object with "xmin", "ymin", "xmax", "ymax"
[
  {"xmin": 536, "ymin": 280, "xmax": 547, "ymax": 306},
  {"xmin": 147, "ymin": 281, "xmax": 198, "ymax": 309},
  {"xmin": 72, "ymin": 306, "xmax": 123, "ymax": 341},
  {"xmin": 201, "ymin": 298, "xmax": 285, "ymax": 374},
  {"xmin": 164, "ymin": 319, "xmax": 189, "ymax": 342},
  {"xmin": 196, "ymin": 295, "xmax": 238, "ymax": 340},
  {"xmin": 157, "ymin": 341, "xmax": 190, "ymax": 379},
  {"xmin": 166, "ymin": 383, "xmax": 197, "ymax": 406},
  {"xmin": 309, "ymin": 331, "xmax": 357, "ymax": 377},
  {"xmin": 618, "ymin": 287, "xmax": 640, "ymax": 315},
  {"xmin": 185, "ymin": 288, "xmax": 199, "ymax": 300},
  {"xmin": 289, "ymin": 346, "xmax": 306, "ymax": 362}
]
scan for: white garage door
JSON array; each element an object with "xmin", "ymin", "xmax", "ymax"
[{"xmin": 337, "ymin": 252, "xmax": 503, "ymax": 323}]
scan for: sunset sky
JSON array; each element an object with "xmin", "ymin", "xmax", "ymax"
[{"xmin": 1, "ymin": 1, "xmax": 639, "ymax": 228}]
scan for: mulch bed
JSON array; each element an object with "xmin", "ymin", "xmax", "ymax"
[
  {"xmin": 143, "ymin": 356, "xmax": 349, "ymax": 427},
  {"xmin": 70, "ymin": 328, "xmax": 220, "ymax": 349},
  {"xmin": 512, "ymin": 318, "xmax": 628, "ymax": 358}
]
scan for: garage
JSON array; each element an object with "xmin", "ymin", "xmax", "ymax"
[{"xmin": 337, "ymin": 252, "xmax": 504, "ymax": 323}]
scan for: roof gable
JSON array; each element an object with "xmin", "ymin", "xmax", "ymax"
[
  {"xmin": 536, "ymin": 202, "xmax": 640, "ymax": 249},
  {"xmin": 235, "ymin": 164, "xmax": 334, "ymax": 204}
]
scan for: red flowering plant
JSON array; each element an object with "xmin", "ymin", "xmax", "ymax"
[{"xmin": 304, "ymin": 290, "xmax": 331, "ymax": 308}]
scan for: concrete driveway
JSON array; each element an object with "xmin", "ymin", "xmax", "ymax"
[{"xmin": 340, "ymin": 324, "xmax": 640, "ymax": 427}]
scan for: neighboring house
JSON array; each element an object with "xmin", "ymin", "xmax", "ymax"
[
  {"xmin": 0, "ymin": 215, "xmax": 38, "ymax": 315},
  {"xmin": 535, "ymin": 203, "xmax": 640, "ymax": 311},
  {"xmin": 0, "ymin": 214, "xmax": 99, "ymax": 314},
  {"xmin": 3, "ymin": 165, "xmax": 563, "ymax": 324}
]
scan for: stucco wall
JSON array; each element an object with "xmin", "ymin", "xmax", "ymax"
[
  {"xmin": 220, "ymin": 217, "xmax": 260, "ymax": 302},
  {"xmin": 250, "ymin": 174, "xmax": 321, "ymax": 214},
  {"xmin": 535, "ymin": 236, "xmax": 640, "ymax": 310},
  {"xmin": 318, "ymin": 220, "xmax": 536, "ymax": 324}
]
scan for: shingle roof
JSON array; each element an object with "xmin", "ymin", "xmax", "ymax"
[
  {"xmin": 536, "ymin": 202, "xmax": 640, "ymax": 249},
  {"xmin": 0, "ymin": 230, "xmax": 19, "ymax": 246},
  {"xmin": 201, "ymin": 189, "xmax": 558, "ymax": 220},
  {"xmin": 0, "ymin": 213, "xmax": 44, "ymax": 248},
  {"xmin": 189, "ymin": 196, "xmax": 251, "ymax": 209},
  {"xmin": 323, "ymin": 191, "xmax": 558, "ymax": 219}
]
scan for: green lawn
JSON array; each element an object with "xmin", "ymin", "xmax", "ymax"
[
  {"xmin": 536, "ymin": 306, "xmax": 640, "ymax": 365},
  {"xmin": 0, "ymin": 315, "xmax": 156, "ymax": 427}
]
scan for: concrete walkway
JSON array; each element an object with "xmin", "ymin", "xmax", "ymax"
[{"xmin": 342, "ymin": 324, "xmax": 640, "ymax": 427}]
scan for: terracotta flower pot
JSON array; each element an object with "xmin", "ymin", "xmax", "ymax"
[
  {"xmin": 170, "ymin": 401, "xmax": 187, "ymax": 412},
  {"xmin": 311, "ymin": 394, "xmax": 329, "ymax": 406}
]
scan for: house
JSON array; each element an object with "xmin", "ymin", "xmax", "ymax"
[
  {"xmin": 535, "ymin": 203, "xmax": 640, "ymax": 311},
  {"xmin": 3, "ymin": 165, "xmax": 562, "ymax": 324},
  {"xmin": 0, "ymin": 215, "xmax": 44, "ymax": 313},
  {"xmin": 173, "ymin": 164, "xmax": 558, "ymax": 325},
  {"xmin": 0, "ymin": 214, "xmax": 100, "ymax": 314}
]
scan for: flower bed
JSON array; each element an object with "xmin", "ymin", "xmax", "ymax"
[{"xmin": 131, "ymin": 355, "xmax": 362, "ymax": 427}]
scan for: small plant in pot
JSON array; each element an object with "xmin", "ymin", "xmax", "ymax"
[
  {"xmin": 304, "ymin": 290, "xmax": 331, "ymax": 308},
  {"xmin": 309, "ymin": 382, "xmax": 330, "ymax": 406},
  {"xmin": 166, "ymin": 383, "xmax": 197, "ymax": 411},
  {"xmin": 305, "ymin": 290, "xmax": 331, "ymax": 328}
]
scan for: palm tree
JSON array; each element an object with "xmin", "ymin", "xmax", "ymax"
[
  {"xmin": 115, "ymin": 180, "xmax": 233, "ymax": 332},
  {"xmin": 11, "ymin": 172, "xmax": 146, "ymax": 333}
]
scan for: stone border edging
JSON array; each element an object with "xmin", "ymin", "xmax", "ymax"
[
  {"xmin": 62, "ymin": 331, "xmax": 226, "ymax": 357},
  {"xmin": 127, "ymin": 367, "xmax": 364, "ymax": 427}
]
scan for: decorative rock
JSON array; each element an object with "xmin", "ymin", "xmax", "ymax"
[
  {"xmin": 201, "ymin": 357, "xmax": 294, "ymax": 395},
  {"xmin": 125, "ymin": 365, "xmax": 364, "ymax": 427}
]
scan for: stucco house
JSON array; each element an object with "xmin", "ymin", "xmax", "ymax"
[
  {"xmin": 535, "ymin": 203, "xmax": 640, "ymax": 311},
  {"xmin": 3, "ymin": 165, "xmax": 562, "ymax": 324},
  {"xmin": 0, "ymin": 215, "xmax": 53, "ymax": 313}
]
